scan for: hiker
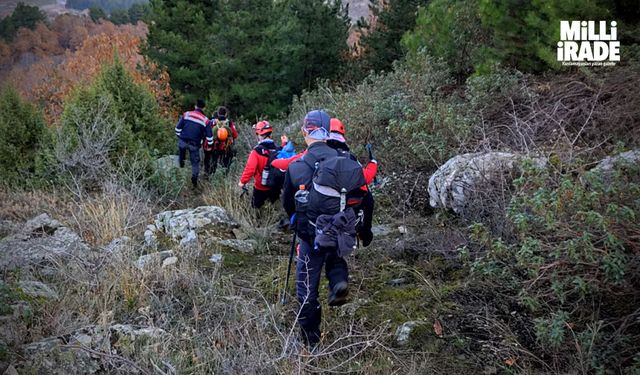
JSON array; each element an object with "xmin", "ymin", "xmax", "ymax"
[
  {"xmin": 203, "ymin": 110, "xmax": 218, "ymax": 176},
  {"xmin": 238, "ymin": 120, "xmax": 284, "ymax": 208},
  {"xmin": 278, "ymin": 134, "xmax": 296, "ymax": 159},
  {"xmin": 175, "ymin": 99, "xmax": 212, "ymax": 188},
  {"xmin": 275, "ymin": 118, "xmax": 378, "ymax": 246},
  {"xmin": 272, "ymin": 119, "xmax": 377, "ymax": 186},
  {"xmin": 327, "ymin": 118, "xmax": 377, "ymax": 246},
  {"xmin": 205, "ymin": 106, "xmax": 238, "ymax": 175},
  {"xmin": 282, "ymin": 110, "xmax": 368, "ymax": 349}
]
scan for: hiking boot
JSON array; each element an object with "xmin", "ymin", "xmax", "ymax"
[
  {"xmin": 328, "ymin": 281, "xmax": 349, "ymax": 307},
  {"xmin": 191, "ymin": 176, "xmax": 198, "ymax": 189}
]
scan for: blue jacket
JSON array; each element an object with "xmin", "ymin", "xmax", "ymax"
[
  {"xmin": 175, "ymin": 109, "xmax": 213, "ymax": 145},
  {"xmin": 277, "ymin": 141, "xmax": 296, "ymax": 159}
]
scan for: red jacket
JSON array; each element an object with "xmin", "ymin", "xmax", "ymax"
[
  {"xmin": 239, "ymin": 140, "xmax": 276, "ymax": 191},
  {"xmin": 362, "ymin": 161, "xmax": 378, "ymax": 187},
  {"xmin": 271, "ymin": 152, "xmax": 304, "ymax": 170}
]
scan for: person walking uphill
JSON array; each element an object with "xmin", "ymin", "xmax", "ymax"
[
  {"xmin": 205, "ymin": 106, "xmax": 238, "ymax": 175},
  {"xmin": 238, "ymin": 121, "xmax": 283, "ymax": 208},
  {"xmin": 282, "ymin": 110, "xmax": 367, "ymax": 350},
  {"xmin": 175, "ymin": 99, "xmax": 213, "ymax": 189},
  {"xmin": 327, "ymin": 118, "xmax": 378, "ymax": 247}
]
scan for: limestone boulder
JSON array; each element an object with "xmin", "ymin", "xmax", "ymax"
[
  {"xmin": 592, "ymin": 149, "xmax": 640, "ymax": 173},
  {"xmin": 154, "ymin": 206, "xmax": 239, "ymax": 240},
  {"xmin": 428, "ymin": 152, "xmax": 547, "ymax": 214},
  {"xmin": 0, "ymin": 214, "xmax": 90, "ymax": 271},
  {"xmin": 18, "ymin": 281, "xmax": 59, "ymax": 300}
]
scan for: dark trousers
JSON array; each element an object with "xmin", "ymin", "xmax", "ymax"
[
  {"xmin": 296, "ymin": 238, "xmax": 348, "ymax": 346},
  {"xmin": 204, "ymin": 147, "xmax": 234, "ymax": 175},
  {"xmin": 178, "ymin": 139, "xmax": 200, "ymax": 179},
  {"xmin": 362, "ymin": 191, "xmax": 375, "ymax": 233},
  {"xmin": 251, "ymin": 187, "xmax": 280, "ymax": 209}
]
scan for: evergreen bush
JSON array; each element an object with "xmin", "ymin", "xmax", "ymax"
[{"xmin": 0, "ymin": 86, "xmax": 46, "ymax": 186}]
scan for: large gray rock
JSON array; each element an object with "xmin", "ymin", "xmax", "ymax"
[
  {"xmin": 592, "ymin": 149, "xmax": 640, "ymax": 173},
  {"xmin": 154, "ymin": 155, "xmax": 188, "ymax": 178},
  {"xmin": 428, "ymin": 152, "xmax": 547, "ymax": 214},
  {"xmin": 17, "ymin": 324, "xmax": 166, "ymax": 374},
  {"xmin": 154, "ymin": 206, "xmax": 239, "ymax": 240},
  {"xmin": 0, "ymin": 214, "xmax": 90, "ymax": 271},
  {"xmin": 18, "ymin": 281, "xmax": 59, "ymax": 300}
]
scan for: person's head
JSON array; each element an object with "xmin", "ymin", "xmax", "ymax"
[
  {"xmin": 329, "ymin": 118, "xmax": 346, "ymax": 143},
  {"xmin": 254, "ymin": 120, "xmax": 273, "ymax": 141},
  {"xmin": 217, "ymin": 106, "xmax": 228, "ymax": 120},
  {"xmin": 301, "ymin": 110, "xmax": 330, "ymax": 145},
  {"xmin": 196, "ymin": 99, "xmax": 206, "ymax": 110}
]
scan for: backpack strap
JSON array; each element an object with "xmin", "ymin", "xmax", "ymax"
[{"xmin": 254, "ymin": 141, "xmax": 277, "ymax": 156}]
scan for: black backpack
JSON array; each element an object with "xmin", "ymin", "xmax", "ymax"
[
  {"xmin": 259, "ymin": 146, "xmax": 285, "ymax": 189},
  {"xmin": 302, "ymin": 149, "xmax": 366, "ymax": 219},
  {"xmin": 304, "ymin": 149, "xmax": 366, "ymax": 254}
]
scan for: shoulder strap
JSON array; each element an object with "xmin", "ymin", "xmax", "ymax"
[{"xmin": 254, "ymin": 141, "xmax": 277, "ymax": 155}]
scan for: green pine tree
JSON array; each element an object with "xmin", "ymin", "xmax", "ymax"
[
  {"xmin": 0, "ymin": 2, "xmax": 47, "ymax": 41},
  {"xmin": 89, "ymin": 6, "xmax": 107, "ymax": 22},
  {"xmin": 403, "ymin": 0, "xmax": 489, "ymax": 79},
  {"xmin": 110, "ymin": 8, "xmax": 131, "ymax": 25},
  {"xmin": 354, "ymin": 0, "xmax": 428, "ymax": 77},
  {"xmin": 144, "ymin": 0, "xmax": 349, "ymax": 118},
  {"xmin": 0, "ymin": 86, "xmax": 46, "ymax": 185}
]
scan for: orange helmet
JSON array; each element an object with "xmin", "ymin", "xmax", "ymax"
[
  {"xmin": 217, "ymin": 127, "xmax": 229, "ymax": 141},
  {"xmin": 255, "ymin": 120, "xmax": 273, "ymax": 135},
  {"xmin": 330, "ymin": 118, "xmax": 346, "ymax": 135}
]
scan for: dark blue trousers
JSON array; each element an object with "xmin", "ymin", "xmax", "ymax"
[
  {"xmin": 178, "ymin": 139, "xmax": 201, "ymax": 179},
  {"xmin": 296, "ymin": 238, "xmax": 348, "ymax": 346}
]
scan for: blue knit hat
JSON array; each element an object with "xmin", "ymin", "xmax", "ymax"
[{"xmin": 303, "ymin": 110, "xmax": 330, "ymax": 140}]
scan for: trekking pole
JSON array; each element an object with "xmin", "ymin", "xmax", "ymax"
[
  {"xmin": 366, "ymin": 143, "xmax": 379, "ymax": 185},
  {"xmin": 281, "ymin": 231, "xmax": 297, "ymax": 305},
  {"xmin": 240, "ymin": 185, "xmax": 248, "ymax": 198}
]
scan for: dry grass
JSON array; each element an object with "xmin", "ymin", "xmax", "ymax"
[
  {"xmin": 70, "ymin": 189, "xmax": 152, "ymax": 246},
  {"xmin": 0, "ymin": 187, "xmax": 75, "ymax": 222}
]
